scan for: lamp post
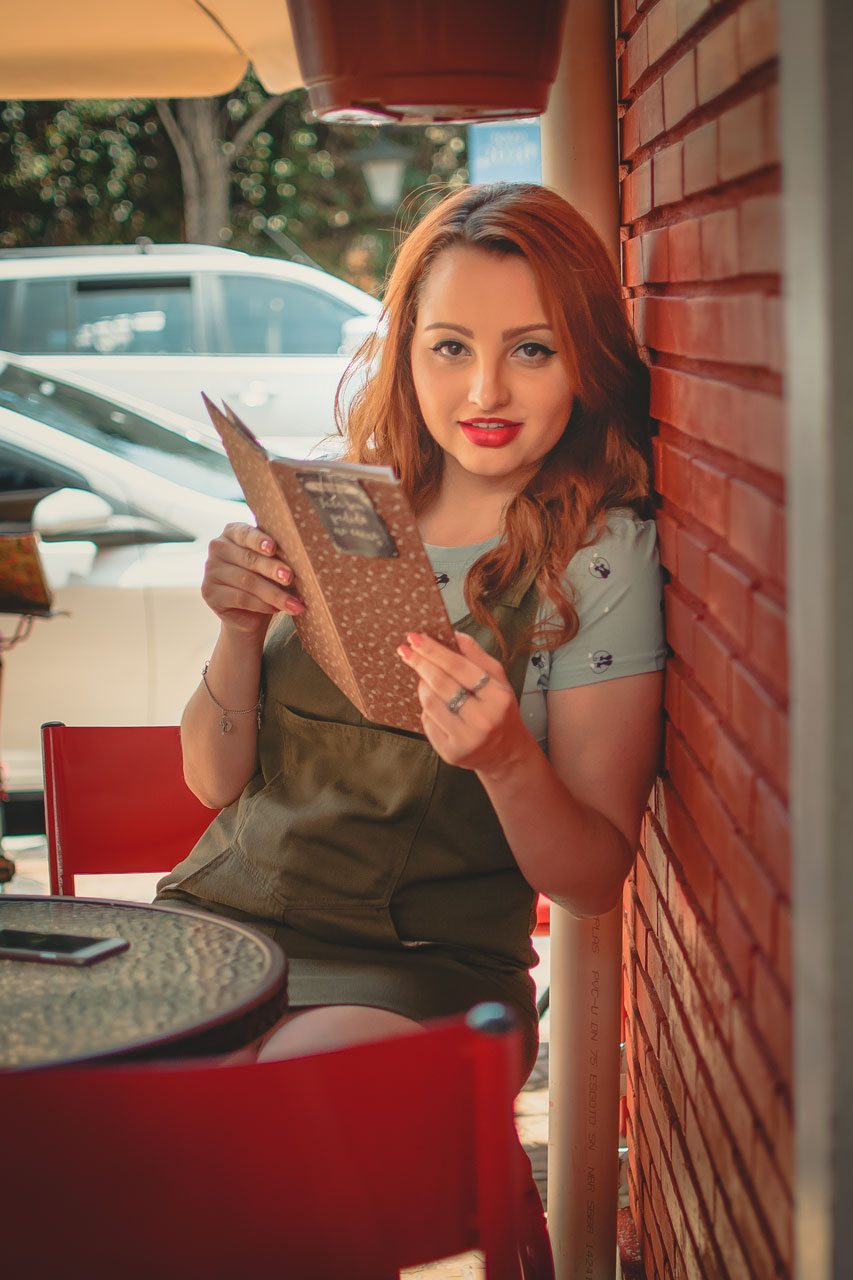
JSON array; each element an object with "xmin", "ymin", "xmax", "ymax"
[{"xmin": 356, "ymin": 136, "xmax": 412, "ymax": 211}]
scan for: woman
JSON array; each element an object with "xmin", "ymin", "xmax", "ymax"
[{"xmin": 156, "ymin": 183, "xmax": 665, "ymax": 1079}]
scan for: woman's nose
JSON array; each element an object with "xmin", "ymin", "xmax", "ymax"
[{"xmin": 468, "ymin": 357, "xmax": 511, "ymax": 411}]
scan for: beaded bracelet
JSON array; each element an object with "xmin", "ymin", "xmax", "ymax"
[{"xmin": 201, "ymin": 661, "xmax": 264, "ymax": 735}]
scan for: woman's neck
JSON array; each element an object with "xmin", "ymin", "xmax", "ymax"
[{"xmin": 417, "ymin": 468, "xmax": 516, "ymax": 547}]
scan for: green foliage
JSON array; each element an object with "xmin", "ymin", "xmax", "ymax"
[{"xmin": 0, "ymin": 80, "xmax": 468, "ymax": 292}]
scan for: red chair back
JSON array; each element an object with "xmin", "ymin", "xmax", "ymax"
[
  {"xmin": 5, "ymin": 1005, "xmax": 530, "ymax": 1279},
  {"xmin": 41, "ymin": 723, "xmax": 217, "ymax": 896}
]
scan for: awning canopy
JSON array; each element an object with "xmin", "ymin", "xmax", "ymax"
[{"xmin": 0, "ymin": 1, "xmax": 302, "ymax": 100}]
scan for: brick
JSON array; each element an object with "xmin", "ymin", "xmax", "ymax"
[
  {"xmin": 674, "ymin": 524, "xmax": 710, "ymax": 598},
  {"xmin": 715, "ymin": 881, "xmax": 755, "ymax": 994},
  {"xmin": 752, "ymin": 950, "xmax": 793, "ymax": 1086},
  {"xmin": 649, "ymin": 1160, "xmax": 678, "ymax": 1265},
  {"xmin": 642, "ymin": 1058, "xmax": 674, "ymax": 1154},
  {"xmin": 682, "ymin": 1099, "xmax": 714, "ymax": 1223},
  {"xmin": 636, "ymin": 847, "xmax": 661, "ymax": 926},
  {"xmin": 638, "ymin": 79, "xmax": 665, "ymax": 145},
  {"xmin": 664, "ymin": 592, "xmax": 696, "ymax": 668},
  {"xmin": 663, "ymin": 51, "xmax": 697, "ymax": 129},
  {"xmin": 716, "ymin": 827, "xmax": 777, "ymax": 957},
  {"xmin": 699, "ymin": 207, "xmax": 739, "ymax": 280},
  {"xmin": 647, "ymin": 0, "xmax": 678, "ymax": 65},
  {"xmin": 690, "ymin": 458, "xmax": 729, "ymax": 539},
  {"xmin": 676, "ymin": 0, "xmax": 711, "ymax": 38},
  {"xmin": 706, "ymin": 551, "xmax": 753, "ymax": 651},
  {"xmin": 668, "ymin": 991, "xmax": 698, "ymax": 1099},
  {"xmin": 667, "ymin": 219, "xmax": 701, "ymax": 282},
  {"xmin": 738, "ymin": 0, "xmax": 779, "ymax": 71},
  {"xmin": 711, "ymin": 1188, "xmax": 753, "ymax": 1280},
  {"xmin": 678, "ymin": 676, "xmax": 717, "ymax": 772},
  {"xmin": 683, "ymin": 119, "xmax": 718, "ymax": 195},
  {"xmin": 638, "ymin": 961, "xmax": 666, "ymax": 1053},
  {"xmin": 750, "ymin": 591, "xmax": 788, "ymax": 698},
  {"xmin": 752, "ymin": 1127, "xmax": 794, "ymax": 1268},
  {"xmin": 655, "ymin": 510, "xmax": 678, "ymax": 572},
  {"xmin": 740, "ymin": 193, "xmax": 783, "ymax": 275},
  {"xmin": 694, "ymin": 1066, "xmax": 740, "ymax": 1191},
  {"xmin": 669, "ymin": 1130, "xmax": 719, "ymax": 1277},
  {"xmin": 646, "ymin": 929, "xmax": 672, "ymax": 1020},
  {"xmin": 659, "ymin": 1028, "xmax": 687, "ymax": 1128},
  {"xmin": 724, "ymin": 1159, "xmax": 782, "ymax": 1278},
  {"xmin": 623, "ymin": 160, "xmax": 653, "ymax": 222},
  {"xmin": 621, "ymin": 21, "xmax": 649, "ymax": 95},
  {"xmin": 656, "ymin": 439, "xmax": 694, "ymax": 511},
  {"xmin": 657, "ymin": 896, "xmax": 692, "ymax": 988},
  {"xmin": 711, "ymin": 723, "xmax": 754, "ymax": 831},
  {"xmin": 765, "ymin": 293, "xmax": 786, "ymax": 374},
  {"xmin": 752, "ymin": 777, "xmax": 790, "ymax": 893},
  {"xmin": 695, "ymin": 919, "xmax": 736, "ymax": 1040},
  {"xmin": 650, "ymin": 367, "xmax": 745, "ymax": 457},
  {"xmin": 696, "ymin": 14, "xmax": 739, "ymax": 105},
  {"xmin": 775, "ymin": 900, "xmax": 792, "ymax": 994},
  {"xmin": 728, "ymin": 480, "xmax": 785, "ymax": 584},
  {"xmin": 763, "ymin": 83, "xmax": 780, "ymax": 167},
  {"xmin": 642, "ymin": 226, "xmax": 670, "ymax": 282},
  {"xmin": 644, "ymin": 808, "xmax": 671, "ymax": 890},
  {"xmin": 693, "ymin": 617, "xmax": 733, "ymax": 713},
  {"xmin": 620, "ymin": 0, "xmax": 638, "ymax": 31},
  {"xmin": 653, "ymin": 142, "xmax": 683, "ymax": 207},
  {"xmin": 730, "ymin": 659, "xmax": 788, "ymax": 792},
  {"xmin": 656, "ymin": 777, "xmax": 718, "ymax": 920},
  {"xmin": 772, "ymin": 1088, "xmax": 794, "ymax": 1192},
  {"xmin": 622, "ymin": 99, "xmax": 641, "ymax": 161},
  {"xmin": 730, "ymin": 998, "xmax": 778, "ymax": 1134},
  {"xmin": 740, "ymin": 387, "xmax": 786, "ymax": 474},
  {"xmin": 719, "ymin": 94, "xmax": 765, "ymax": 182},
  {"xmin": 624, "ymin": 233, "xmax": 644, "ymax": 287}
]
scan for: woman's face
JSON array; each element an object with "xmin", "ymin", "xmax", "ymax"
[{"xmin": 410, "ymin": 245, "xmax": 574, "ymax": 492}]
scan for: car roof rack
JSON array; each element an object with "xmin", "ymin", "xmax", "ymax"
[{"xmin": 0, "ymin": 241, "xmax": 236, "ymax": 259}]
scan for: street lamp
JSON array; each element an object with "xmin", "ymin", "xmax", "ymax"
[{"xmin": 356, "ymin": 136, "xmax": 412, "ymax": 211}]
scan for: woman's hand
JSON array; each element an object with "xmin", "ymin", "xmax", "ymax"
[
  {"xmin": 397, "ymin": 630, "xmax": 531, "ymax": 773},
  {"xmin": 202, "ymin": 522, "xmax": 304, "ymax": 638}
]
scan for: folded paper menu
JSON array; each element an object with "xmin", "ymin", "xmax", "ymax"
[
  {"xmin": 0, "ymin": 531, "xmax": 53, "ymax": 617},
  {"xmin": 203, "ymin": 396, "xmax": 457, "ymax": 734}
]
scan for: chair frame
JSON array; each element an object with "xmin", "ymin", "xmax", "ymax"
[
  {"xmin": 41, "ymin": 722, "xmax": 217, "ymax": 895},
  {"xmin": 5, "ymin": 1004, "xmax": 544, "ymax": 1280}
]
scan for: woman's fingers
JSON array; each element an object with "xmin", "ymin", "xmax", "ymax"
[{"xmin": 203, "ymin": 522, "xmax": 304, "ymax": 618}]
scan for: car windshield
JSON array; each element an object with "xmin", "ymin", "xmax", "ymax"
[{"xmin": 0, "ymin": 363, "xmax": 242, "ymax": 501}]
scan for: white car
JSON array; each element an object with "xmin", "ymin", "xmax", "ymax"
[
  {"xmin": 0, "ymin": 243, "xmax": 382, "ymax": 457},
  {"xmin": 0, "ymin": 361, "xmax": 255, "ymax": 826}
]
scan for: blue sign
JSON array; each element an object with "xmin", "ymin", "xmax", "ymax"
[{"xmin": 467, "ymin": 118, "xmax": 542, "ymax": 186}]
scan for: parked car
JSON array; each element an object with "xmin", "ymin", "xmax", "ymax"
[
  {"xmin": 0, "ymin": 242, "xmax": 382, "ymax": 457},
  {"xmin": 0, "ymin": 359, "xmax": 255, "ymax": 823}
]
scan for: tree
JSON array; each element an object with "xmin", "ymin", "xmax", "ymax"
[{"xmin": 0, "ymin": 80, "xmax": 468, "ymax": 290}]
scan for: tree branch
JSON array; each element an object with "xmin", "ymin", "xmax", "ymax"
[{"xmin": 230, "ymin": 93, "xmax": 288, "ymax": 157}]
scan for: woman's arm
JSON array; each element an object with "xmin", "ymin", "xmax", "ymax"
[
  {"xmin": 181, "ymin": 522, "xmax": 303, "ymax": 808},
  {"xmin": 397, "ymin": 631, "xmax": 663, "ymax": 916}
]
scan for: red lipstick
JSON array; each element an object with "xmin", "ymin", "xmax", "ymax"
[{"xmin": 459, "ymin": 417, "xmax": 523, "ymax": 448}]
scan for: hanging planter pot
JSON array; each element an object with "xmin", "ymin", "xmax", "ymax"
[{"xmin": 285, "ymin": 0, "xmax": 569, "ymax": 123}]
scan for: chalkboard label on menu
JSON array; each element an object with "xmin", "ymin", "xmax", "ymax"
[{"xmin": 296, "ymin": 470, "xmax": 399, "ymax": 559}]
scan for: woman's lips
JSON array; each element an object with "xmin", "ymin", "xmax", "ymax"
[{"xmin": 459, "ymin": 418, "xmax": 523, "ymax": 448}]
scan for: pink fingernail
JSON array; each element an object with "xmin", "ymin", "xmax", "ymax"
[
  {"xmin": 397, "ymin": 644, "xmax": 413, "ymax": 660},
  {"xmin": 407, "ymin": 632, "xmax": 424, "ymax": 648},
  {"xmin": 285, "ymin": 599, "xmax": 303, "ymax": 614},
  {"xmin": 276, "ymin": 567, "xmax": 291, "ymax": 583},
  {"xmin": 261, "ymin": 539, "xmax": 274, "ymax": 554}
]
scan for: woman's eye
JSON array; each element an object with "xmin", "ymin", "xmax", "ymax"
[
  {"xmin": 515, "ymin": 342, "xmax": 557, "ymax": 361},
  {"xmin": 431, "ymin": 340, "xmax": 467, "ymax": 358}
]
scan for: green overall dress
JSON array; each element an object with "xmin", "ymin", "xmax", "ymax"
[{"xmin": 156, "ymin": 580, "xmax": 542, "ymax": 1074}]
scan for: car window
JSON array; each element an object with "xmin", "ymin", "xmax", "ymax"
[
  {"xmin": 0, "ymin": 279, "xmax": 71, "ymax": 354},
  {"xmin": 73, "ymin": 278, "xmax": 193, "ymax": 354},
  {"xmin": 218, "ymin": 276, "xmax": 359, "ymax": 355},
  {"xmin": 0, "ymin": 365, "xmax": 242, "ymax": 501}
]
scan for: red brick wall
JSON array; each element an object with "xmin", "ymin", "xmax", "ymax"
[{"xmin": 616, "ymin": 1, "xmax": 791, "ymax": 1276}]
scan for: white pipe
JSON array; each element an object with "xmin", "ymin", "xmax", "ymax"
[{"xmin": 540, "ymin": 4, "xmax": 624, "ymax": 1278}]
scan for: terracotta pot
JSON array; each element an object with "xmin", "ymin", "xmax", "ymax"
[{"xmin": 286, "ymin": 0, "xmax": 569, "ymax": 122}]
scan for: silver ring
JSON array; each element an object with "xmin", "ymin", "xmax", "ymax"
[
  {"xmin": 447, "ymin": 686, "xmax": 473, "ymax": 714},
  {"xmin": 470, "ymin": 673, "xmax": 490, "ymax": 695}
]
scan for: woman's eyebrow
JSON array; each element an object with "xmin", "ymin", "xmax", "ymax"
[{"xmin": 421, "ymin": 322, "xmax": 552, "ymax": 338}]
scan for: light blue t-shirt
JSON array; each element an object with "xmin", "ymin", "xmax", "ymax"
[{"xmin": 424, "ymin": 509, "xmax": 666, "ymax": 749}]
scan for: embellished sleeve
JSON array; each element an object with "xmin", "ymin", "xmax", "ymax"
[{"xmin": 538, "ymin": 510, "xmax": 666, "ymax": 692}]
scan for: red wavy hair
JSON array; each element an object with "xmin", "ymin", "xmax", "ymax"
[{"xmin": 337, "ymin": 182, "xmax": 653, "ymax": 658}]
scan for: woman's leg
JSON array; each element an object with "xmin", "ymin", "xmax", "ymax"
[{"xmin": 256, "ymin": 1004, "xmax": 422, "ymax": 1061}]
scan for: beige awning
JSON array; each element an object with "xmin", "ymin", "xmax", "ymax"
[{"xmin": 0, "ymin": 1, "xmax": 303, "ymax": 100}]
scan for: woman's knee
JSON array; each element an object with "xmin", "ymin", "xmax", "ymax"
[{"xmin": 256, "ymin": 1004, "xmax": 421, "ymax": 1062}]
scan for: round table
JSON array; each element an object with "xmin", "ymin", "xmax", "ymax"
[{"xmin": 0, "ymin": 896, "xmax": 288, "ymax": 1070}]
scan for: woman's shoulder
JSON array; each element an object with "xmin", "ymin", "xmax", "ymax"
[{"xmin": 566, "ymin": 507, "xmax": 659, "ymax": 585}]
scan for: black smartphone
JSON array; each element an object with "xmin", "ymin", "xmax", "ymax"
[{"xmin": 0, "ymin": 927, "xmax": 129, "ymax": 966}]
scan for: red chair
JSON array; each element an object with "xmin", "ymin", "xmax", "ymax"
[
  {"xmin": 41, "ymin": 722, "xmax": 217, "ymax": 896},
  {"xmin": 5, "ymin": 1003, "xmax": 552, "ymax": 1279}
]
